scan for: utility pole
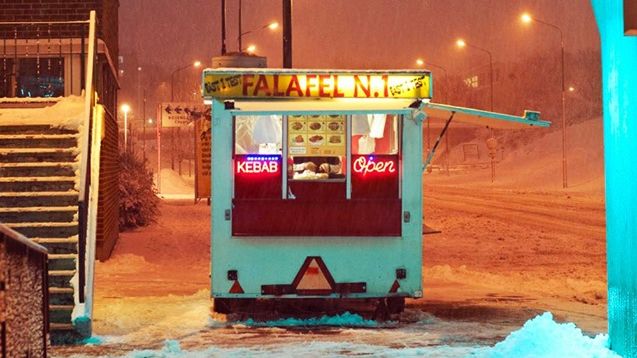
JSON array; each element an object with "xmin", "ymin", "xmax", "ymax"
[
  {"xmin": 221, "ymin": 0, "xmax": 227, "ymax": 54},
  {"xmin": 282, "ymin": 0, "xmax": 292, "ymax": 68}
]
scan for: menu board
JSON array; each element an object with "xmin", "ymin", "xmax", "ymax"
[{"xmin": 288, "ymin": 115, "xmax": 345, "ymax": 156}]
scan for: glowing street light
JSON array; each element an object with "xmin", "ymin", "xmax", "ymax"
[
  {"xmin": 171, "ymin": 60, "xmax": 202, "ymax": 101},
  {"xmin": 120, "ymin": 103, "xmax": 131, "ymax": 151},
  {"xmin": 455, "ymin": 38, "xmax": 496, "ymax": 182},
  {"xmin": 521, "ymin": 13, "xmax": 533, "ymax": 24},
  {"xmin": 416, "ymin": 57, "xmax": 450, "ymax": 174},
  {"xmin": 455, "ymin": 38, "xmax": 493, "ymax": 111},
  {"xmin": 238, "ymin": 20, "xmax": 279, "ymax": 53},
  {"xmin": 245, "ymin": 44, "xmax": 257, "ymax": 54},
  {"xmin": 568, "ymin": 86, "xmax": 575, "ymax": 92},
  {"xmin": 520, "ymin": 12, "xmax": 569, "ymax": 188}
]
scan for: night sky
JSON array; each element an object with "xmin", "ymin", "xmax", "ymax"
[{"xmin": 117, "ymin": 0, "xmax": 599, "ymax": 118}]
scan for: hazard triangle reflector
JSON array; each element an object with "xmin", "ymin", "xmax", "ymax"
[
  {"xmin": 229, "ymin": 280, "xmax": 244, "ymax": 294},
  {"xmin": 292, "ymin": 257, "xmax": 335, "ymax": 295}
]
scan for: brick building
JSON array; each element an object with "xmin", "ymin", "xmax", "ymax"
[{"xmin": 0, "ymin": 1, "xmax": 120, "ymax": 342}]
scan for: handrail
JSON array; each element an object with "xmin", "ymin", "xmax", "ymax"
[{"xmin": 79, "ymin": 10, "xmax": 96, "ymax": 201}]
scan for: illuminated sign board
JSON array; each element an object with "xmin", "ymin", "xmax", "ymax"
[
  {"xmin": 203, "ymin": 70, "xmax": 431, "ymax": 99},
  {"xmin": 353, "ymin": 155, "xmax": 397, "ymax": 176},
  {"xmin": 235, "ymin": 155, "xmax": 281, "ymax": 175}
]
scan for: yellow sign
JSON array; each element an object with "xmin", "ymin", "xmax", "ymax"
[
  {"xmin": 203, "ymin": 70, "xmax": 431, "ymax": 99},
  {"xmin": 288, "ymin": 115, "xmax": 345, "ymax": 156}
]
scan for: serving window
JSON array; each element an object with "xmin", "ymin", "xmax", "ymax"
[{"xmin": 232, "ymin": 112, "xmax": 402, "ymax": 237}]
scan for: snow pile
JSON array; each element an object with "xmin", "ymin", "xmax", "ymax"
[
  {"xmin": 0, "ymin": 95, "xmax": 86, "ymax": 129},
  {"xmin": 484, "ymin": 312, "xmax": 618, "ymax": 358},
  {"xmin": 237, "ymin": 312, "xmax": 381, "ymax": 328},
  {"xmin": 157, "ymin": 168, "xmax": 194, "ymax": 195}
]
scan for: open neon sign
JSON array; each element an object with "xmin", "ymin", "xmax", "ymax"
[
  {"xmin": 236, "ymin": 155, "xmax": 280, "ymax": 174},
  {"xmin": 352, "ymin": 156, "xmax": 397, "ymax": 176}
]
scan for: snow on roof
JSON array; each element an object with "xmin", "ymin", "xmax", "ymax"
[{"xmin": 0, "ymin": 95, "xmax": 86, "ymax": 130}]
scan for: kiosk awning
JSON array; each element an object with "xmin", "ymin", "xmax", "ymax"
[{"xmin": 423, "ymin": 102, "xmax": 551, "ymax": 129}]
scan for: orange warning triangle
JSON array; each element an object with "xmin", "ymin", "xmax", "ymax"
[
  {"xmin": 296, "ymin": 258, "xmax": 333, "ymax": 291},
  {"xmin": 229, "ymin": 280, "xmax": 244, "ymax": 294},
  {"xmin": 389, "ymin": 280, "xmax": 400, "ymax": 293}
]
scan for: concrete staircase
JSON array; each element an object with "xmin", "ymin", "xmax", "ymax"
[{"xmin": 0, "ymin": 124, "xmax": 81, "ymax": 342}]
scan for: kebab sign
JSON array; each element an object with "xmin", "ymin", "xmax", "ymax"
[{"xmin": 203, "ymin": 70, "xmax": 432, "ymax": 99}]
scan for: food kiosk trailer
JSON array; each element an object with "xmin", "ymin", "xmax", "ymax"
[{"xmin": 202, "ymin": 69, "xmax": 549, "ymax": 317}]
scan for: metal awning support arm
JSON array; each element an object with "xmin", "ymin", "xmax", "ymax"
[{"xmin": 423, "ymin": 111, "xmax": 455, "ymax": 171}]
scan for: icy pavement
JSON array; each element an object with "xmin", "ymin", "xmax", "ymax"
[{"xmin": 58, "ymin": 312, "xmax": 617, "ymax": 358}]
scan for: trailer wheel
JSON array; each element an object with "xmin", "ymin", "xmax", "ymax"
[
  {"xmin": 373, "ymin": 299, "xmax": 389, "ymax": 321},
  {"xmin": 387, "ymin": 297, "xmax": 405, "ymax": 314}
]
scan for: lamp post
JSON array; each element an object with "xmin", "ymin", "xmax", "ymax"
[
  {"xmin": 456, "ymin": 39, "xmax": 493, "ymax": 112},
  {"xmin": 521, "ymin": 12, "xmax": 568, "ymax": 189},
  {"xmin": 238, "ymin": 20, "xmax": 279, "ymax": 53},
  {"xmin": 416, "ymin": 58, "xmax": 450, "ymax": 174},
  {"xmin": 171, "ymin": 60, "xmax": 202, "ymax": 102},
  {"xmin": 456, "ymin": 39, "xmax": 496, "ymax": 182},
  {"xmin": 121, "ymin": 103, "xmax": 130, "ymax": 152}
]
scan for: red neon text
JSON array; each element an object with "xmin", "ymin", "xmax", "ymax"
[
  {"xmin": 236, "ymin": 160, "xmax": 279, "ymax": 174},
  {"xmin": 353, "ymin": 156, "xmax": 396, "ymax": 175}
]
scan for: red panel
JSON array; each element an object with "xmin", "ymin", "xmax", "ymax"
[
  {"xmin": 351, "ymin": 155, "xmax": 399, "ymax": 199},
  {"xmin": 234, "ymin": 155, "xmax": 282, "ymax": 199},
  {"xmin": 232, "ymin": 199, "xmax": 401, "ymax": 236}
]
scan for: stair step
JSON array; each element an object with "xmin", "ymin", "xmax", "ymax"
[
  {"xmin": 0, "ymin": 148, "xmax": 77, "ymax": 154},
  {"xmin": 0, "ymin": 148, "xmax": 79, "ymax": 163},
  {"xmin": 49, "ymin": 254, "xmax": 77, "ymax": 270},
  {"xmin": 0, "ymin": 177, "xmax": 77, "ymax": 192},
  {"xmin": 49, "ymin": 253, "xmax": 77, "ymax": 260},
  {"xmin": 0, "ymin": 190, "xmax": 78, "ymax": 197},
  {"xmin": 49, "ymin": 287, "xmax": 74, "ymax": 294},
  {"xmin": 6, "ymin": 221, "xmax": 78, "ymax": 238},
  {"xmin": 32, "ymin": 236, "xmax": 78, "ymax": 244},
  {"xmin": 33, "ymin": 236, "xmax": 78, "ymax": 254},
  {"xmin": 0, "ymin": 176, "xmax": 76, "ymax": 182},
  {"xmin": 0, "ymin": 162, "xmax": 77, "ymax": 177},
  {"xmin": 0, "ymin": 125, "xmax": 77, "ymax": 135},
  {"xmin": 0, "ymin": 134, "xmax": 78, "ymax": 140},
  {"xmin": 49, "ymin": 287, "xmax": 74, "ymax": 305},
  {"xmin": 49, "ymin": 270, "xmax": 76, "ymax": 276},
  {"xmin": 0, "ymin": 206, "xmax": 77, "ymax": 212},
  {"xmin": 0, "ymin": 207, "xmax": 77, "ymax": 223},
  {"xmin": 49, "ymin": 304, "xmax": 74, "ymax": 311},
  {"xmin": 0, "ymin": 190, "xmax": 78, "ymax": 207},
  {"xmin": 0, "ymin": 137, "xmax": 78, "ymax": 149},
  {"xmin": 49, "ymin": 323, "xmax": 75, "ymax": 331}
]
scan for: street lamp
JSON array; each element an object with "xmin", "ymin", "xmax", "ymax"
[
  {"xmin": 455, "ymin": 38, "xmax": 493, "ymax": 111},
  {"xmin": 456, "ymin": 39, "xmax": 496, "ymax": 182},
  {"xmin": 521, "ymin": 12, "xmax": 568, "ymax": 188},
  {"xmin": 416, "ymin": 58, "xmax": 450, "ymax": 162},
  {"xmin": 120, "ymin": 103, "xmax": 131, "ymax": 151},
  {"xmin": 170, "ymin": 60, "xmax": 202, "ymax": 101},
  {"xmin": 245, "ymin": 44, "xmax": 257, "ymax": 54},
  {"xmin": 237, "ymin": 0, "xmax": 279, "ymax": 54}
]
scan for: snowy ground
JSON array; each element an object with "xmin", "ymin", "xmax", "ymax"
[{"xmin": 51, "ymin": 117, "xmax": 612, "ymax": 357}]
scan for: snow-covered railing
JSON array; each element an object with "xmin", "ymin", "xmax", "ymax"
[{"xmin": 76, "ymin": 10, "xmax": 97, "ymax": 309}]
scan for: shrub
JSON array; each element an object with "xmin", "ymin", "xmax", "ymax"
[{"xmin": 119, "ymin": 152, "xmax": 159, "ymax": 230}]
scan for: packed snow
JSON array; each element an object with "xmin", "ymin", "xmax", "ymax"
[
  {"xmin": 0, "ymin": 95, "xmax": 86, "ymax": 129},
  {"xmin": 68, "ymin": 312, "xmax": 616, "ymax": 358}
]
